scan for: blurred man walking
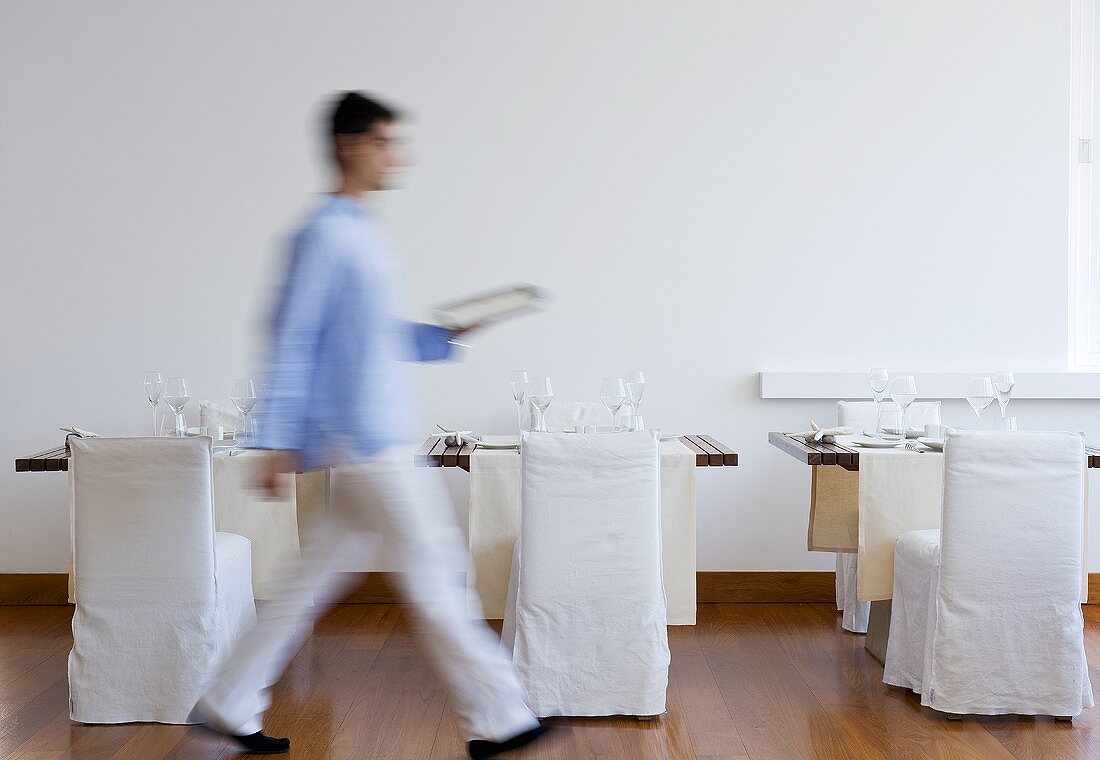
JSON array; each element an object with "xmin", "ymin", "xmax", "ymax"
[{"xmin": 194, "ymin": 92, "xmax": 548, "ymax": 759}]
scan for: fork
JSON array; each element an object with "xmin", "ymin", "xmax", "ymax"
[{"xmin": 904, "ymin": 442, "xmax": 926, "ymax": 452}]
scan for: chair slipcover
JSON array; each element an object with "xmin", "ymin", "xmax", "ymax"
[
  {"xmin": 502, "ymin": 431, "xmax": 669, "ymax": 717},
  {"xmin": 199, "ymin": 400, "xmax": 243, "ymax": 432},
  {"xmin": 884, "ymin": 431, "xmax": 1093, "ymax": 716},
  {"xmin": 833, "ymin": 401, "xmax": 941, "ymax": 633},
  {"xmin": 541, "ymin": 401, "xmax": 613, "ymax": 431},
  {"xmin": 68, "ymin": 437, "xmax": 256, "ymax": 724}
]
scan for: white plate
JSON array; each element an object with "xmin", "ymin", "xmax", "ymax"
[
  {"xmin": 916, "ymin": 437, "xmax": 945, "ymax": 451},
  {"xmin": 850, "ymin": 436, "xmax": 904, "ymax": 449},
  {"xmin": 882, "ymin": 428, "xmax": 925, "ymax": 439}
]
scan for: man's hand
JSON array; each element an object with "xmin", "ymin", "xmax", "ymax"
[
  {"xmin": 450, "ymin": 321, "xmax": 485, "ymax": 339},
  {"xmin": 258, "ymin": 450, "xmax": 301, "ymax": 498}
]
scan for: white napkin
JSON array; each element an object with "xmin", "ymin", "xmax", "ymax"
[
  {"xmin": 793, "ymin": 420, "xmax": 854, "ymax": 444},
  {"xmin": 60, "ymin": 427, "xmax": 100, "ymax": 438}
]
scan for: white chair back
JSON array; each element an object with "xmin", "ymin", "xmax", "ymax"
[
  {"xmin": 540, "ymin": 401, "xmax": 612, "ymax": 431},
  {"xmin": 506, "ymin": 431, "xmax": 669, "ymax": 716},
  {"xmin": 837, "ymin": 400, "xmax": 941, "ymax": 435},
  {"xmin": 928, "ymin": 430, "xmax": 1091, "ymax": 715},
  {"xmin": 199, "ymin": 400, "xmax": 242, "ymax": 432},
  {"xmin": 68, "ymin": 437, "xmax": 223, "ymax": 723}
]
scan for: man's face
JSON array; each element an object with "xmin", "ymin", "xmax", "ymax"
[{"xmin": 336, "ymin": 120, "xmax": 408, "ymax": 191}]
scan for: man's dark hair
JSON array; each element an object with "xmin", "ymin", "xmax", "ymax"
[{"xmin": 330, "ymin": 91, "xmax": 399, "ymax": 137}]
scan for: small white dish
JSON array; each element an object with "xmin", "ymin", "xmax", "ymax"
[
  {"xmin": 850, "ymin": 436, "xmax": 904, "ymax": 449},
  {"xmin": 916, "ymin": 437, "xmax": 945, "ymax": 451}
]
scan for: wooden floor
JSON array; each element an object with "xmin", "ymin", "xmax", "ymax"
[{"xmin": 2, "ymin": 604, "xmax": 1100, "ymax": 760}]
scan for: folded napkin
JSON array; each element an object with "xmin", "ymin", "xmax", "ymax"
[
  {"xmin": 434, "ymin": 425, "xmax": 520, "ymax": 450},
  {"xmin": 60, "ymin": 426, "xmax": 100, "ymax": 438},
  {"xmin": 793, "ymin": 420, "xmax": 854, "ymax": 444}
]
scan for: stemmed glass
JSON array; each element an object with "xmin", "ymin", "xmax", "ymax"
[
  {"xmin": 601, "ymin": 377, "xmax": 627, "ymax": 432},
  {"xmin": 230, "ymin": 378, "xmax": 258, "ymax": 445},
  {"xmin": 869, "ymin": 368, "xmax": 890, "ymax": 437},
  {"xmin": 143, "ymin": 371, "xmax": 163, "ymax": 435},
  {"xmin": 162, "ymin": 377, "xmax": 190, "ymax": 437},
  {"xmin": 625, "ymin": 370, "xmax": 646, "ymax": 417},
  {"xmin": 889, "ymin": 376, "xmax": 917, "ymax": 438},
  {"xmin": 993, "ymin": 370, "xmax": 1015, "ymax": 423},
  {"xmin": 510, "ymin": 371, "xmax": 529, "ymax": 432},
  {"xmin": 965, "ymin": 377, "xmax": 996, "ymax": 428},
  {"xmin": 528, "ymin": 377, "xmax": 554, "ymax": 433}
]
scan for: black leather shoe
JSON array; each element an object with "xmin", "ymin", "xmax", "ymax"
[
  {"xmin": 230, "ymin": 731, "xmax": 291, "ymax": 754},
  {"xmin": 467, "ymin": 725, "xmax": 551, "ymax": 759}
]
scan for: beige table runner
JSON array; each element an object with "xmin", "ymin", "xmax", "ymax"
[{"xmin": 807, "ymin": 437, "xmax": 943, "ymax": 602}]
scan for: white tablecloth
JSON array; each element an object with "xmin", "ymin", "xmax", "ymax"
[
  {"xmin": 468, "ymin": 436, "xmax": 697, "ymax": 624},
  {"xmin": 212, "ymin": 452, "xmax": 301, "ymax": 600},
  {"xmin": 855, "ymin": 444, "xmax": 943, "ymax": 601}
]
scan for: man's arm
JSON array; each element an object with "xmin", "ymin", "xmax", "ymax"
[{"xmin": 254, "ymin": 227, "xmax": 342, "ymax": 491}]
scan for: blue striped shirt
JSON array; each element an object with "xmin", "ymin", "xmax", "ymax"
[{"xmin": 256, "ymin": 195, "xmax": 453, "ymax": 469}]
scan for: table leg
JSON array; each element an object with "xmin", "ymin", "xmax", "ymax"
[{"xmin": 864, "ymin": 599, "xmax": 891, "ymax": 664}]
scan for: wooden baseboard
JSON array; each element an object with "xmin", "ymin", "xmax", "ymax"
[
  {"xmin": 0, "ymin": 574, "xmax": 69, "ymax": 605},
  {"xmin": 5, "ymin": 572, "xmax": 1099, "ymax": 606}
]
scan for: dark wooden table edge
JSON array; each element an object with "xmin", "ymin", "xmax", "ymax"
[
  {"xmin": 771, "ymin": 431, "xmax": 1100, "ymax": 470},
  {"xmin": 410, "ymin": 434, "xmax": 739, "ymax": 469}
]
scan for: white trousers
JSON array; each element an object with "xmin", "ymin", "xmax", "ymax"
[{"xmin": 198, "ymin": 453, "xmax": 539, "ymax": 742}]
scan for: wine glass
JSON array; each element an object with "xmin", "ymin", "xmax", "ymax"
[
  {"xmin": 889, "ymin": 376, "xmax": 917, "ymax": 437},
  {"xmin": 510, "ymin": 370, "xmax": 528, "ymax": 432},
  {"xmin": 601, "ymin": 377, "xmax": 627, "ymax": 432},
  {"xmin": 993, "ymin": 370, "xmax": 1015, "ymax": 421},
  {"xmin": 869, "ymin": 368, "xmax": 890, "ymax": 437},
  {"xmin": 625, "ymin": 370, "xmax": 646, "ymax": 416},
  {"xmin": 162, "ymin": 377, "xmax": 190, "ymax": 437},
  {"xmin": 230, "ymin": 378, "xmax": 258, "ymax": 445},
  {"xmin": 965, "ymin": 377, "xmax": 996, "ymax": 427},
  {"xmin": 143, "ymin": 371, "xmax": 164, "ymax": 435},
  {"xmin": 528, "ymin": 377, "xmax": 554, "ymax": 433}
]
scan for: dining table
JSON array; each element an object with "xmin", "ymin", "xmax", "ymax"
[
  {"xmin": 16, "ymin": 441, "xmax": 328, "ymax": 601},
  {"xmin": 17, "ymin": 432, "xmax": 739, "ymax": 623},
  {"xmin": 413, "ymin": 432, "xmax": 739, "ymax": 626},
  {"xmin": 768, "ymin": 430, "xmax": 1099, "ymax": 662}
]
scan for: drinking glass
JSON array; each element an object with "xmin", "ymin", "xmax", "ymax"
[
  {"xmin": 878, "ymin": 409, "xmax": 904, "ymax": 443},
  {"xmin": 163, "ymin": 377, "xmax": 190, "ymax": 437},
  {"xmin": 528, "ymin": 377, "xmax": 554, "ymax": 433},
  {"xmin": 993, "ymin": 370, "xmax": 1015, "ymax": 419},
  {"xmin": 625, "ymin": 370, "xmax": 646, "ymax": 416},
  {"xmin": 143, "ymin": 371, "xmax": 163, "ymax": 435},
  {"xmin": 889, "ymin": 376, "xmax": 917, "ymax": 437},
  {"xmin": 869, "ymin": 368, "xmax": 890, "ymax": 437},
  {"xmin": 231, "ymin": 378, "xmax": 258, "ymax": 445},
  {"xmin": 510, "ymin": 370, "xmax": 528, "ymax": 432},
  {"xmin": 601, "ymin": 377, "xmax": 627, "ymax": 432},
  {"xmin": 965, "ymin": 377, "xmax": 996, "ymax": 427}
]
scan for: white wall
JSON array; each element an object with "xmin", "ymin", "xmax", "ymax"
[{"xmin": 4, "ymin": 1, "xmax": 1094, "ymax": 573}]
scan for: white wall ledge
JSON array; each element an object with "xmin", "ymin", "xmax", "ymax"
[{"xmin": 759, "ymin": 372, "xmax": 1100, "ymax": 400}]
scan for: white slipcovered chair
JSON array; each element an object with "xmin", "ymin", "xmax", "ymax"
[
  {"xmin": 502, "ymin": 431, "xmax": 669, "ymax": 717},
  {"xmin": 199, "ymin": 400, "xmax": 243, "ymax": 433},
  {"xmin": 883, "ymin": 431, "xmax": 1093, "ymax": 718},
  {"xmin": 834, "ymin": 400, "xmax": 941, "ymax": 633},
  {"xmin": 540, "ymin": 401, "xmax": 613, "ymax": 431},
  {"xmin": 68, "ymin": 437, "xmax": 256, "ymax": 724}
]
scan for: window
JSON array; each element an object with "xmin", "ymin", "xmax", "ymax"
[{"xmin": 1071, "ymin": 0, "xmax": 1100, "ymax": 368}]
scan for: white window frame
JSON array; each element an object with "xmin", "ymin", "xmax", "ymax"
[{"xmin": 1071, "ymin": 0, "xmax": 1100, "ymax": 368}]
